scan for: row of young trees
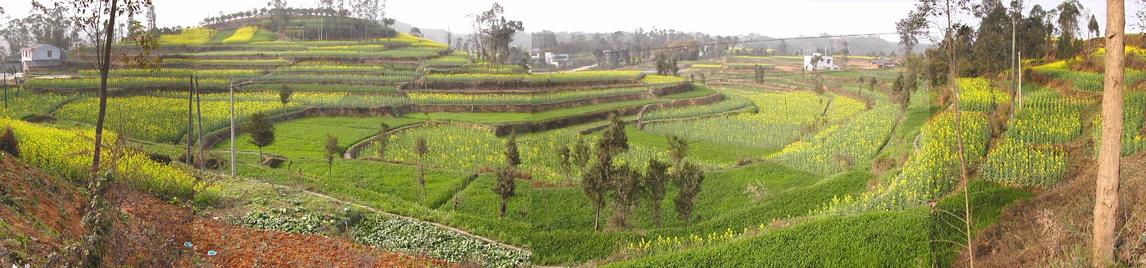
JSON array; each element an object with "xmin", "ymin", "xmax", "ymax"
[
  {"xmin": 487, "ymin": 115, "xmax": 705, "ymax": 231},
  {"xmin": 578, "ymin": 116, "xmax": 705, "ymax": 230}
]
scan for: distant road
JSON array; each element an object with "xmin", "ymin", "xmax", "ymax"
[
  {"xmin": 567, "ymin": 64, "xmax": 598, "ymax": 72},
  {"xmin": 533, "ymin": 64, "xmax": 598, "ymax": 74}
]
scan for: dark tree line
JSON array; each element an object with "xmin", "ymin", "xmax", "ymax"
[
  {"xmin": 195, "ymin": 0, "xmax": 396, "ymax": 41},
  {"xmin": 898, "ymin": 0, "xmax": 1092, "ymax": 85},
  {"xmin": 528, "ymin": 28, "xmax": 739, "ymax": 68}
]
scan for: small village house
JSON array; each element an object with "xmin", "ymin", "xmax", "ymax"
[
  {"xmin": 20, "ymin": 44, "xmax": 65, "ymax": 73},
  {"xmin": 803, "ymin": 53, "xmax": 839, "ymax": 71}
]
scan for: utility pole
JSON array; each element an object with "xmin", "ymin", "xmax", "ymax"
[
  {"xmin": 194, "ymin": 77, "xmax": 204, "ymax": 170},
  {"xmin": 230, "ymin": 82, "xmax": 237, "ymax": 179},
  {"xmin": 1011, "ymin": 15, "xmax": 1018, "ymax": 119},
  {"xmin": 187, "ymin": 76, "xmax": 194, "ymax": 165}
]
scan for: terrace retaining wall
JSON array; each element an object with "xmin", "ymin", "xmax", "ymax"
[
  {"xmin": 407, "ymin": 78, "xmax": 647, "ymax": 91},
  {"xmin": 408, "ymin": 93, "xmax": 651, "ymax": 113},
  {"xmin": 343, "ymin": 122, "xmax": 431, "ymax": 159}
]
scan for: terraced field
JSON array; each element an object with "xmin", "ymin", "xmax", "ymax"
[{"xmin": 13, "ymin": 17, "xmax": 1139, "ymax": 268}]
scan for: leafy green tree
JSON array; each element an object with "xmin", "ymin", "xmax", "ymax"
[
  {"xmin": 494, "ymin": 166, "xmax": 516, "ymax": 218},
  {"xmin": 644, "ymin": 159, "xmax": 669, "ymax": 228},
  {"xmin": 897, "ymin": 8, "xmax": 928, "ymax": 56},
  {"xmin": 667, "ymin": 135, "xmax": 688, "ymax": 170},
  {"xmin": 415, "ymin": 136, "xmax": 428, "ymax": 204},
  {"xmin": 245, "ymin": 112, "xmax": 275, "ymax": 159},
  {"xmin": 1021, "ymin": 4, "xmax": 1052, "ymax": 59},
  {"xmin": 472, "ymin": 3, "xmax": 524, "ymax": 64},
  {"xmin": 894, "ymin": 73, "xmax": 910, "ymax": 111},
  {"xmin": 324, "ymin": 134, "xmax": 343, "ymax": 177},
  {"xmin": 504, "ymin": 131, "xmax": 521, "ymax": 167},
  {"xmin": 572, "ymin": 136, "xmax": 590, "ymax": 169},
  {"xmin": 610, "ymin": 164, "xmax": 642, "ymax": 228},
  {"xmin": 673, "ymin": 162, "xmax": 705, "ymax": 226},
  {"xmin": 1088, "ymin": 14, "xmax": 1100, "ymax": 39},
  {"xmin": 495, "ymin": 133, "xmax": 520, "ymax": 218},
  {"xmin": 582, "ymin": 161, "xmax": 610, "ymax": 231},
  {"xmin": 557, "ymin": 146, "xmax": 572, "ymax": 178},
  {"xmin": 278, "ymin": 85, "xmax": 293, "ymax": 106},
  {"xmin": 596, "ymin": 114, "xmax": 629, "ymax": 162},
  {"xmin": 1055, "ymin": 0, "xmax": 1082, "ymax": 59},
  {"xmin": 267, "ymin": 0, "xmax": 289, "ymax": 32},
  {"xmin": 582, "ymin": 114, "xmax": 629, "ymax": 231},
  {"xmin": 971, "ymin": 0, "xmax": 1011, "ymax": 75}
]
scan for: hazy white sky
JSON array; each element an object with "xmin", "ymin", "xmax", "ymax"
[{"xmin": 1, "ymin": 0, "xmax": 1134, "ymax": 38}]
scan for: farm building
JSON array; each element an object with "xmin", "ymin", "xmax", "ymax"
[
  {"xmin": 872, "ymin": 59, "xmax": 897, "ymax": 68},
  {"xmin": 803, "ymin": 53, "xmax": 840, "ymax": 71},
  {"xmin": 20, "ymin": 44, "xmax": 65, "ymax": 73}
]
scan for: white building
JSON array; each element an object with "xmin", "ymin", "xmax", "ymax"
[
  {"xmin": 532, "ymin": 51, "xmax": 571, "ymax": 68},
  {"xmin": 20, "ymin": 44, "xmax": 64, "ymax": 72},
  {"xmin": 803, "ymin": 53, "xmax": 839, "ymax": 71},
  {"xmin": 545, "ymin": 52, "xmax": 570, "ymax": 67}
]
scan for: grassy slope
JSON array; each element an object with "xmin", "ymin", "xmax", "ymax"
[
  {"xmin": 527, "ymin": 166, "xmax": 870, "ymax": 265},
  {"xmin": 624, "ymin": 126, "xmax": 774, "ymax": 164},
  {"xmin": 221, "ymin": 116, "xmax": 422, "ymax": 158},
  {"xmin": 606, "ymin": 181, "xmax": 1030, "ymax": 267},
  {"xmin": 210, "ymin": 29, "xmax": 237, "ymax": 43},
  {"xmin": 607, "ymin": 209, "xmax": 933, "ymax": 267}
]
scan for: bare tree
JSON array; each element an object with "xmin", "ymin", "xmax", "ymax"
[
  {"xmin": 918, "ymin": 0, "xmax": 976, "ymax": 267},
  {"xmin": 1094, "ymin": 0, "xmax": 1125, "ymax": 266}
]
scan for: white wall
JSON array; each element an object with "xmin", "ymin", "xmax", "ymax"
[{"xmin": 21, "ymin": 46, "xmax": 62, "ymax": 62}]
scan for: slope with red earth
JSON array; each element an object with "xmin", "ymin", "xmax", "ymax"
[{"xmin": 0, "ymin": 155, "xmax": 445, "ymax": 267}]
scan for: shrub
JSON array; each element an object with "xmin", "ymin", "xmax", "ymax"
[{"xmin": 0, "ymin": 127, "xmax": 18, "ymax": 157}]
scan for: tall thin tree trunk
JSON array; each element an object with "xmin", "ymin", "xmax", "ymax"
[
  {"xmin": 500, "ymin": 200, "xmax": 507, "ymax": 218},
  {"xmin": 92, "ymin": 0, "xmax": 119, "ymax": 177},
  {"xmin": 943, "ymin": 1, "xmax": 975, "ymax": 267},
  {"xmin": 594, "ymin": 205, "xmax": 600, "ymax": 231},
  {"xmin": 653, "ymin": 205, "xmax": 662, "ymax": 228},
  {"xmin": 1094, "ymin": 0, "xmax": 1125, "ymax": 266}
]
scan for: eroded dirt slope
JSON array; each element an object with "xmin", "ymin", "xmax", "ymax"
[{"xmin": 0, "ymin": 155, "xmax": 443, "ymax": 267}]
